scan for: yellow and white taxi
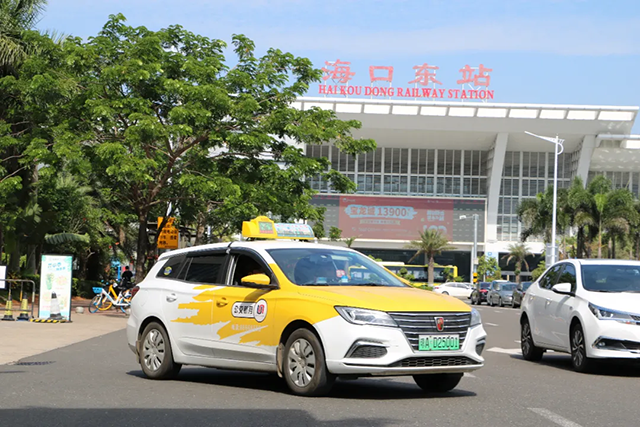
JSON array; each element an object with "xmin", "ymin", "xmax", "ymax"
[{"xmin": 127, "ymin": 217, "xmax": 487, "ymax": 396}]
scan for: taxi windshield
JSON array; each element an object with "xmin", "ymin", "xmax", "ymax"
[{"xmin": 267, "ymin": 248, "xmax": 408, "ymax": 287}]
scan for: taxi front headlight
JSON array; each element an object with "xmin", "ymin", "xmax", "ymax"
[
  {"xmin": 335, "ymin": 307, "xmax": 398, "ymax": 328},
  {"xmin": 470, "ymin": 308, "xmax": 482, "ymax": 327}
]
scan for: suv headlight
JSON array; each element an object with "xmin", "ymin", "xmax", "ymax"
[
  {"xmin": 588, "ymin": 303, "xmax": 636, "ymax": 325},
  {"xmin": 471, "ymin": 308, "xmax": 482, "ymax": 327},
  {"xmin": 335, "ymin": 307, "xmax": 398, "ymax": 328}
]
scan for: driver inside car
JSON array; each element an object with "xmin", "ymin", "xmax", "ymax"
[{"xmin": 294, "ymin": 254, "xmax": 340, "ymax": 285}]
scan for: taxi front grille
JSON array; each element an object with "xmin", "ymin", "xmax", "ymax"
[
  {"xmin": 388, "ymin": 312, "xmax": 471, "ymax": 351},
  {"xmin": 389, "ymin": 356, "xmax": 479, "ymax": 368}
]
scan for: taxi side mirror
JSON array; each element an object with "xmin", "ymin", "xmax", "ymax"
[{"xmin": 240, "ymin": 274, "xmax": 274, "ymax": 289}]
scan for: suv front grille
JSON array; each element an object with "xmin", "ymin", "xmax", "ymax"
[
  {"xmin": 388, "ymin": 312, "xmax": 471, "ymax": 351},
  {"xmin": 389, "ymin": 356, "xmax": 479, "ymax": 368}
]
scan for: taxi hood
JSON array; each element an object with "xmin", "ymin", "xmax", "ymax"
[{"xmin": 298, "ymin": 286, "xmax": 470, "ymax": 313}]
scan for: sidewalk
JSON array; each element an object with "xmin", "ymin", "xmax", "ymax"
[{"xmin": 0, "ymin": 307, "xmax": 128, "ymax": 365}]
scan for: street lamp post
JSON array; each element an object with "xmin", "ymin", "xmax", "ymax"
[
  {"xmin": 524, "ymin": 131, "xmax": 565, "ymax": 266},
  {"xmin": 459, "ymin": 214, "xmax": 479, "ymax": 281}
]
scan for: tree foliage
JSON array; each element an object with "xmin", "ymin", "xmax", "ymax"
[
  {"xmin": 518, "ymin": 175, "xmax": 640, "ymax": 261},
  {"xmin": 0, "ymin": 14, "xmax": 376, "ymax": 281},
  {"xmin": 476, "ymin": 255, "xmax": 501, "ymax": 281}
]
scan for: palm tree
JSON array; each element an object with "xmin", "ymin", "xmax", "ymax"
[
  {"xmin": 343, "ymin": 236, "xmax": 357, "ymax": 248},
  {"xmin": 406, "ymin": 229, "xmax": 454, "ymax": 285},
  {"xmin": 502, "ymin": 243, "xmax": 531, "ymax": 284},
  {"xmin": 0, "ymin": 0, "xmax": 47, "ymax": 71}
]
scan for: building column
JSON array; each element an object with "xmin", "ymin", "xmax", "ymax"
[
  {"xmin": 486, "ymin": 133, "xmax": 508, "ymax": 243},
  {"xmin": 575, "ymin": 135, "xmax": 596, "ymax": 184}
]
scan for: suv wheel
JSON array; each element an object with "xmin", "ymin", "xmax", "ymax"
[
  {"xmin": 571, "ymin": 323, "xmax": 595, "ymax": 373},
  {"xmin": 140, "ymin": 322, "xmax": 182, "ymax": 380},
  {"xmin": 413, "ymin": 373, "xmax": 463, "ymax": 393},
  {"xmin": 283, "ymin": 328, "xmax": 335, "ymax": 396},
  {"xmin": 521, "ymin": 317, "xmax": 544, "ymax": 361}
]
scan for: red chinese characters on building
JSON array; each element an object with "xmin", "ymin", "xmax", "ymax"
[
  {"xmin": 369, "ymin": 66, "xmax": 394, "ymax": 83},
  {"xmin": 457, "ymin": 64, "xmax": 492, "ymax": 87},
  {"xmin": 408, "ymin": 63, "xmax": 442, "ymax": 86},
  {"xmin": 321, "ymin": 59, "xmax": 355, "ymax": 84}
]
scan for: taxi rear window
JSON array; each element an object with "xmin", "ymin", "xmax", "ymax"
[{"xmin": 157, "ymin": 256, "xmax": 185, "ymax": 279}]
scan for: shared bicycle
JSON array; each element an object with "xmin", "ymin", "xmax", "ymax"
[{"xmin": 89, "ymin": 281, "xmax": 132, "ymax": 314}]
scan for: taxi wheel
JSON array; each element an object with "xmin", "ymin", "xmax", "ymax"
[
  {"xmin": 140, "ymin": 322, "xmax": 182, "ymax": 380},
  {"xmin": 283, "ymin": 329, "xmax": 335, "ymax": 396},
  {"xmin": 413, "ymin": 373, "xmax": 463, "ymax": 393}
]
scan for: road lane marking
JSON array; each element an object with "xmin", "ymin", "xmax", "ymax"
[
  {"xmin": 515, "ymin": 340, "xmax": 521, "ymax": 343},
  {"xmin": 485, "ymin": 322, "xmax": 499, "ymax": 327},
  {"xmin": 463, "ymin": 373, "xmax": 476, "ymax": 378},
  {"xmin": 487, "ymin": 347, "xmax": 521, "ymax": 355},
  {"xmin": 529, "ymin": 408, "xmax": 584, "ymax": 427}
]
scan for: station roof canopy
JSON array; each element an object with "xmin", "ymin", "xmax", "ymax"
[{"xmin": 295, "ymin": 97, "xmax": 639, "ymax": 153}]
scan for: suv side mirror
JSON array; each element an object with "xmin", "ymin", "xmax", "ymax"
[
  {"xmin": 552, "ymin": 282, "xmax": 574, "ymax": 296},
  {"xmin": 240, "ymin": 274, "xmax": 275, "ymax": 289}
]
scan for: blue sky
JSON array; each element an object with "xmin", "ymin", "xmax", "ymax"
[{"xmin": 39, "ymin": 0, "xmax": 640, "ymax": 131}]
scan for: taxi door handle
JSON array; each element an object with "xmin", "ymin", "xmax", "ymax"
[
  {"xmin": 217, "ymin": 297, "xmax": 228, "ymax": 307},
  {"xmin": 166, "ymin": 293, "xmax": 177, "ymax": 303}
]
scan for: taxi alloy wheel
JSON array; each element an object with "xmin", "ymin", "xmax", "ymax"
[
  {"xmin": 413, "ymin": 373, "xmax": 463, "ymax": 393},
  {"xmin": 140, "ymin": 322, "xmax": 182, "ymax": 380},
  {"xmin": 521, "ymin": 318, "xmax": 543, "ymax": 361},
  {"xmin": 284, "ymin": 329, "xmax": 335, "ymax": 396}
]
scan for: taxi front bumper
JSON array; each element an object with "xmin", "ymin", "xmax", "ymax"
[{"xmin": 315, "ymin": 316, "xmax": 487, "ymax": 376}]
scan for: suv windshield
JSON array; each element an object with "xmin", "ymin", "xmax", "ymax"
[
  {"xmin": 267, "ymin": 248, "xmax": 408, "ymax": 287},
  {"xmin": 501, "ymin": 284, "xmax": 517, "ymax": 291},
  {"xmin": 582, "ymin": 265, "xmax": 640, "ymax": 293}
]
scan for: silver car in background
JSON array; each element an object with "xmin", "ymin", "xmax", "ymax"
[{"xmin": 487, "ymin": 282, "xmax": 518, "ymax": 307}]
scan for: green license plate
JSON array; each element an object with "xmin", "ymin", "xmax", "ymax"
[{"xmin": 418, "ymin": 334, "xmax": 460, "ymax": 351}]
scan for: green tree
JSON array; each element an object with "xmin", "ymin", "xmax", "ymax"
[
  {"xmin": 343, "ymin": 236, "xmax": 357, "ymax": 248},
  {"xmin": 476, "ymin": 254, "xmax": 500, "ymax": 281},
  {"xmin": 0, "ymin": 31, "xmax": 80, "ymax": 273},
  {"xmin": 531, "ymin": 260, "xmax": 546, "ymax": 281},
  {"xmin": 329, "ymin": 227, "xmax": 342, "ymax": 241},
  {"xmin": 0, "ymin": 0, "xmax": 47, "ymax": 71},
  {"xmin": 398, "ymin": 267, "xmax": 415, "ymax": 281},
  {"xmin": 406, "ymin": 229, "xmax": 454, "ymax": 285},
  {"xmin": 64, "ymin": 15, "xmax": 375, "ymax": 278},
  {"xmin": 502, "ymin": 242, "xmax": 532, "ymax": 284}
]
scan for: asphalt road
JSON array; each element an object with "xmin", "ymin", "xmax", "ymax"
[{"xmin": 1, "ymin": 303, "xmax": 639, "ymax": 427}]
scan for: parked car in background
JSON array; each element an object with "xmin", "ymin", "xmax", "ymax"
[
  {"xmin": 511, "ymin": 281, "xmax": 532, "ymax": 308},
  {"xmin": 470, "ymin": 282, "xmax": 491, "ymax": 305},
  {"xmin": 487, "ymin": 282, "xmax": 518, "ymax": 307},
  {"xmin": 433, "ymin": 282, "xmax": 473, "ymax": 298}
]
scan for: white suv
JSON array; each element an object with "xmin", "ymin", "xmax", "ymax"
[{"xmin": 520, "ymin": 259, "xmax": 640, "ymax": 372}]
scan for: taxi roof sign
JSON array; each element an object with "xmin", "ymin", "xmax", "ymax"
[{"xmin": 242, "ymin": 216, "xmax": 315, "ymax": 241}]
